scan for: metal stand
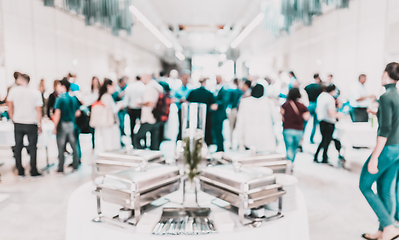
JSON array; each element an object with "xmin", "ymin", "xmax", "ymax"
[{"xmin": 182, "ymin": 176, "xmax": 199, "ymax": 206}]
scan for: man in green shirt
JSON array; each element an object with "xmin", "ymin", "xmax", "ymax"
[{"xmin": 52, "ymin": 79, "xmax": 81, "ymax": 173}]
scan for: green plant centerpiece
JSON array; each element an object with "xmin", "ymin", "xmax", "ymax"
[
  {"xmin": 181, "ymin": 103, "xmax": 207, "ymax": 183},
  {"xmin": 183, "ymin": 131, "xmax": 203, "ymax": 182}
]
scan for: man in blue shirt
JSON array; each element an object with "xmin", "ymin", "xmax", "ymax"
[
  {"xmin": 53, "ymin": 79, "xmax": 81, "ymax": 173},
  {"xmin": 174, "ymin": 70, "xmax": 192, "ymax": 141},
  {"xmin": 112, "ymin": 76, "xmax": 128, "ymax": 146}
]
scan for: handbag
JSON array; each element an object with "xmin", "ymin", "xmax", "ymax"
[{"xmin": 89, "ymin": 100, "xmax": 114, "ymax": 128}]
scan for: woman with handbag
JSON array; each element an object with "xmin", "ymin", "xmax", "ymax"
[
  {"xmin": 281, "ymin": 88, "xmax": 310, "ymax": 162},
  {"xmin": 90, "ymin": 79, "xmax": 125, "ymax": 153}
]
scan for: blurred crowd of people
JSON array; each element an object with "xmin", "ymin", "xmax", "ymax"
[{"xmin": 0, "ymin": 67, "xmax": 385, "ymax": 177}]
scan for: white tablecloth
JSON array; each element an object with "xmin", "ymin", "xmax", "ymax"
[
  {"xmin": 66, "ymin": 181, "xmax": 309, "ymax": 240},
  {"xmin": 0, "ymin": 121, "xmax": 54, "ymax": 148}
]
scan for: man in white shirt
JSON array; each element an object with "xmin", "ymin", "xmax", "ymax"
[
  {"xmin": 314, "ymin": 84, "xmax": 343, "ymax": 165},
  {"xmin": 7, "ymin": 73, "xmax": 43, "ymax": 177},
  {"xmin": 124, "ymin": 76, "xmax": 146, "ymax": 146},
  {"xmin": 133, "ymin": 74, "xmax": 164, "ymax": 150},
  {"xmin": 349, "ymin": 74, "xmax": 375, "ymax": 122}
]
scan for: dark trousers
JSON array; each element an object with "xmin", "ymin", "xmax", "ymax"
[
  {"xmin": 205, "ymin": 116, "xmax": 213, "ymax": 146},
  {"xmin": 127, "ymin": 108, "xmax": 141, "ymax": 147},
  {"xmin": 14, "ymin": 123, "xmax": 39, "ymax": 175},
  {"xmin": 308, "ymin": 101, "xmax": 318, "ymax": 143},
  {"xmin": 74, "ymin": 127, "xmax": 81, "ymax": 159},
  {"xmin": 133, "ymin": 122, "xmax": 161, "ymax": 150},
  {"xmin": 314, "ymin": 121, "xmax": 340, "ymax": 162},
  {"xmin": 57, "ymin": 122, "xmax": 79, "ymax": 172},
  {"xmin": 177, "ymin": 109, "xmax": 182, "ymax": 141},
  {"xmin": 212, "ymin": 119, "xmax": 224, "ymax": 152},
  {"xmin": 350, "ymin": 107, "xmax": 369, "ymax": 122}
]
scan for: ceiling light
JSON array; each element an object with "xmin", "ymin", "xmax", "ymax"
[
  {"xmin": 231, "ymin": 13, "xmax": 265, "ymax": 49},
  {"xmin": 129, "ymin": 5, "xmax": 173, "ymax": 48},
  {"xmin": 175, "ymin": 52, "xmax": 185, "ymax": 61}
]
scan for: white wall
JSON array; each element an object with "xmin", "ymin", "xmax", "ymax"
[
  {"xmin": 239, "ymin": 0, "xmax": 398, "ymax": 100},
  {"xmin": 0, "ymin": 0, "xmax": 161, "ymax": 97}
]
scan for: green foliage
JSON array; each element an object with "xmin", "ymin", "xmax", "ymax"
[{"xmin": 183, "ymin": 136, "xmax": 203, "ymax": 182}]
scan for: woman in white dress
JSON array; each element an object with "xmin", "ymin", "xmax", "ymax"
[
  {"xmin": 236, "ymin": 84, "xmax": 280, "ymax": 152},
  {"xmin": 94, "ymin": 79, "xmax": 125, "ymax": 153}
]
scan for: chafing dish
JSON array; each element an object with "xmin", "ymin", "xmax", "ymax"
[
  {"xmin": 214, "ymin": 151, "xmax": 292, "ymax": 174},
  {"xmin": 152, "ymin": 207, "xmax": 216, "ymax": 235},
  {"xmin": 199, "ymin": 164, "xmax": 285, "ymax": 225},
  {"xmin": 93, "ymin": 149, "xmax": 164, "ymax": 177},
  {"xmin": 92, "ymin": 164, "xmax": 180, "ymax": 226}
]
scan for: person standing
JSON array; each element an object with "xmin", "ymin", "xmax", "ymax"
[
  {"xmin": 174, "ymin": 70, "xmax": 192, "ymax": 141},
  {"xmin": 359, "ymin": 62, "xmax": 399, "ymax": 240},
  {"xmin": 47, "ymin": 80, "xmax": 61, "ymax": 119},
  {"xmin": 281, "ymin": 88, "xmax": 310, "ymax": 162},
  {"xmin": 314, "ymin": 84, "xmax": 343, "ymax": 164},
  {"xmin": 211, "ymin": 75, "xmax": 230, "ymax": 152},
  {"xmin": 133, "ymin": 74, "xmax": 164, "ymax": 150},
  {"xmin": 93, "ymin": 79, "xmax": 125, "ymax": 153},
  {"xmin": 241, "ymin": 79, "xmax": 252, "ymax": 98},
  {"xmin": 304, "ymin": 74, "xmax": 323, "ymax": 144},
  {"xmin": 124, "ymin": 75, "xmax": 146, "ymax": 147},
  {"xmin": 7, "ymin": 73, "xmax": 43, "ymax": 177},
  {"xmin": 228, "ymin": 78, "xmax": 243, "ymax": 149},
  {"xmin": 186, "ymin": 77, "xmax": 217, "ymax": 146},
  {"xmin": 52, "ymin": 78, "xmax": 81, "ymax": 173},
  {"xmin": 350, "ymin": 74, "xmax": 375, "ymax": 122},
  {"xmin": 236, "ymin": 84, "xmax": 278, "ymax": 152},
  {"xmin": 112, "ymin": 76, "xmax": 128, "ymax": 138}
]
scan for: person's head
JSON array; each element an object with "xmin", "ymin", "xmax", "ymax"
[
  {"xmin": 91, "ymin": 77, "xmax": 100, "ymax": 91},
  {"xmin": 251, "ymin": 84, "xmax": 264, "ymax": 98},
  {"xmin": 67, "ymin": 73, "xmax": 76, "ymax": 83},
  {"xmin": 13, "ymin": 71, "xmax": 21, "ymax": 82},
  {"xmin": 326, "ymin": 84, "xmax": 336, "ymax": 96},
  {"xmin": 287, "ymin": 88, "xmax": 301, "ymax": 101},
  {"xmin": 359, "ymin": 74, "xmax": 367, "ymax": 85},
  {"xmin": 118, "ymin": 76, "xmax": 128, "ymax": 88},
  {"xmin": 313, "ymin": 73, "xmax": 321, "ymax": 84},
  {"xmin": 53, "ymin": 80, "xmax": 61, "ymax": 92},
  {"xmin": 199, "ymin": 77, "xmax": 207, "ymax": 87},
  {"xmin": 289, "ymin": 71, "xmax": 296, "ymax": 79},
  {"xmin": 242, "ymin": 80, "xmax": 252, "ymax": 91},
  {"xmin": 382, "ymin": 62, "xmax": 399, "ymax": 86},
  {"xmin": 170, "ymin": 69, "xmax": 178, "ymax": 79},
  {"xmin": 16, "ymin": 73, "xmax": 30, "ymax": 86},
  {"xmin": 327, "ymin": 74, "xmax": 333, "ymax": 83},
  {"xmin": 216, "ymin": 75, "xmax": 223, "ymax": 85},
  {"xmin": 59, "ymin": 78, "xmax": 70, "ymax": 94},
  {"xmin": 98, "ymin": 78, "xmax": 115, "ymax": 101},
  {"xmin": 136, "ymin": 75, "xmax": 141, "ymax": 81},
  {"xmin": 141, "ymin": 74, "xmax": 152, "ymax": 85},
  {"xmin": 180, "ymin": 70, "xmax": 191, "ymax": 86},
  {"xmin": 160, "ymin": 71, "xmax": 166, "ymax": 77},
  {"xmin": 233, "ymin": 78, "xmax": 239, "ymax": 86}
]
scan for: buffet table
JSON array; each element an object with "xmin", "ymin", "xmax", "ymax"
[
  {"xmin": 335, "ymin": 119, "xmax": 377, "ymax": 160},
  {"xmin": 66, "ymin": 181, "xmax": 309, "ymax": 240}
]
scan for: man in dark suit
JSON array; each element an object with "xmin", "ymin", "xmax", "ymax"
[
  {"xmin": 212, "ymin": 75, "xmax": 230, "ymax": 152},
  {"xmin": 186, "ymin": 77, "xmax": 217, "ymax": 146}
]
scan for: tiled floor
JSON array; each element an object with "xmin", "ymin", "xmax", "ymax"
[{"xmin": 0, "ymin": 122, "xmax": 384, "ymax": 240}]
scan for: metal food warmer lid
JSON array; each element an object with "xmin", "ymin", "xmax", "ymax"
[
  {"xmin": 214, "ymin": 151, "xmax": 291, "ymax": 174},
  {"xmin": 94, "ymin": 149, "xmax": 164, "ymax": 176}
]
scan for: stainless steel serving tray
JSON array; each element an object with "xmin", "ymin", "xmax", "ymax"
[
  {"xmin": 93, "ymin": 164, "xmax": 181, "ymax": 225},
  {"xmin": 94, "ymin": 149, "xmax": 164, "ymax": 177},
  {"xmin": 214, "ymin": 151, "xmax": 291, "ymax": 174},
  {"xmin": 199, "ymin": 164, "xmax": 285, "ymax": 225}
]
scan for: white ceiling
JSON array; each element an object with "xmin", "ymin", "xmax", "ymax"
[{"xmin": 131, "ymin": 0, "xmax": 264, "ymax": 57}]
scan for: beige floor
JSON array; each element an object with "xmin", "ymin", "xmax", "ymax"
[{"xmin": 0, "ymin": 131, "xmax": 384, "ymax": 240}]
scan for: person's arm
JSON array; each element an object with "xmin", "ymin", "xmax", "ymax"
[
  {"xmin": 6, "ymin": 101, "xmax": 14, "ymax": 122},
  {"xmin": 369, "ymin": 96, "xmax": 392, "ymax": 174},
  {"xmin": 36, "ymin": 106, "xmax": 42, "ymax": 133},
  {"xmin": 52, "ymin": 109, "xmax": 61, "ymax": 134},
  {"xmin": 280, "ymin": 105, "xmax": 285, "ymax": 122}
]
